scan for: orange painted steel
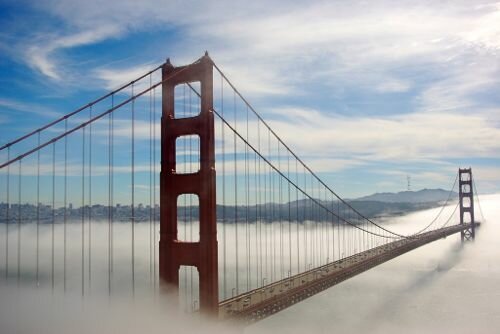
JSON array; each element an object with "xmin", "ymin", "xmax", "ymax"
[{"xmin": 159, "ymin": 53, "xmax": 219, "ymax": 315}]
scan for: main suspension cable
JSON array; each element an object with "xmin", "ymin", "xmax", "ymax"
[
  {"xmin": 0, "ymin": 65, "xmax": 163, "ymax": 153},
  {"xmin": 0, "ymin": 56, "xmax": 204, "ymax": 170},
  {"xmin": 410, "ymin": 172, "xmax": 459, "ymax": 236},
  {"xmin": 211, "ymin": 63, "xmax": 407, "ymax": 239},
  {"xmin": 212, "ymin": 108, "xmax": 401, "ymax": 239}
]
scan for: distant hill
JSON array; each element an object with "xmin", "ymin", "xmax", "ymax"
[{"xmin": 355, "ymin": 188, "xmax": 457, "ymax": 203}]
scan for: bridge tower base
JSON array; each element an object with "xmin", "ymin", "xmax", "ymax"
[
  {"xmin": 159, "ymin": 53, "xmax": 218, "ymax": 316},
  {"xmin": 459, "ymin": 168, "xmax": 475, "ymax": 241}
]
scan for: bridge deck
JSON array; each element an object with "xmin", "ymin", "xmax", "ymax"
[{"xmin": 219, "ymin": 223, "xmax": 478, "ymax": 322}]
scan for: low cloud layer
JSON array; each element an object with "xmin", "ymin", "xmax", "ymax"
[{"xmin": 0, "ymin": 194, "xmax": 498, "ymax": 333}]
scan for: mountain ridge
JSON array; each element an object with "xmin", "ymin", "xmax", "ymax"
[{"xmin": 355, "ymin": 188, "xmax": 457, "ymax": 203}]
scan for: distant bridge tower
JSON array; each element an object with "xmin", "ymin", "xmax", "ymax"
[
  {"xmin": 159, "ymin": 53, "xmax": 218, "ymax": 315},
  {"xmin": 459, "ymin": 168, "xmax": 475, "ymax": 241}
]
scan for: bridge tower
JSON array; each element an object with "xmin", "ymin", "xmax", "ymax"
[
  {"xmin": 459, "ymin": 168, "xmax": 475, "ymax": 241},
  {"xmin": 159, "ymin": 53, "xmax": 218, "ymax": 315}
]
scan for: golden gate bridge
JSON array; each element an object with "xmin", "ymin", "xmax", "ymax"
[{"xmin": 0, "ymin": 52, "xmax": 484, "ymax": 323}]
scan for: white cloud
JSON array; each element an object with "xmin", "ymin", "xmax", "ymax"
[
  {"xmin": 416, "ymin": 54, "xmax": 500, "ymax": 112},
  {"xmin": 193, "ymin": 1, "xmax": 500, "ymax": 96},
  {"xmin": 93, "ymin": 62, "xmax": 161, "ymax": 91},
  {"xmin": 196, "ymin": 1, "xmax": 500, "ymax": 106},
  {"xmin": 263, "ymin": 106, "xmax": 500, "ymax": 162},
  {"xmin": 375, "ymin": 79, "xmax": 412, "ymax": 93},
  {"xmin": 0, "ymin": 98, "xmax": 62, "ymax": 118},
  {"xmin": 25, "ymin": 25, "xmax": 122, "ymax": 80},
  {"xmin": 460, "ymin": 2, "xmax": 500, "ymax": 51},
  {"xmin": 3, "ymin": 0, "xmax": 500, "ymax": 194},
  {"xmin": 8, "ymin": 0, "xmax": 499, "ymax": 105}
]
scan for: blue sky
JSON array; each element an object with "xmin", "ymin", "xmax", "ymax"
[{"xmin": 0, "ymin": 0, "xmax": 499, "ymax": 203}]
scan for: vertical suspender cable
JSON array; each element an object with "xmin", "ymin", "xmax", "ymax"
[
  {"xmin": 295, "ymin": 159, "xmax": 299, "ymax": 273},
  {"xmin": 107, "ymin": 98, "xmax": 111, "ymax": 295},
  {"xmin": 269, "ymin": 130, "xmax": 275, "ymax": 282},
  {"xmin": 233, "ymin": 90, "xmax": 239, "ymax": 295},
  {"xmin": 51, "ymin": 142, "xmax": 55, "ymax": 291},
  {"xmin": 81, "ymin": 127, "xmax": 85, "ymax": 297},
  {"xmin": 255, "ymin": 119, "xmax": 263, "ymax": 287},
  {"xmin": 331, "ymin": 194, "xmax": 335, "ymax": 262},
  {"xmin": 337, "ymin": 200, "xmax": 340, "ymax": 261},
  {"xmin": 108, "ymin": 94, "xmax": 114, "ymax": 295},
  {"xmin": 245, "ymin": 104, "xmax": 250, "ymax": 291},
  {"xmin": 310, "ymin": 175, "xmax": 314, "ymax": 268},
  {"xmin": 360, "ymin": 214, "xmax": 363, "ymax": 250},
  {"xmin": 149, "ymin": 73, "xmax": 154, "ymax": 287},
  {"xmin": 362, "ymin": 212, "xmax": 365, "ymax": 252},
  {"xmin": 257, "ymin": 120, "xmax": 263, "ymax": 286},
  {"xmin": 88, "ymin": 106, "xmax": 92, "ymax": 292},
  {"xmin": 64, "ymin": 119, "xmax": 68, "ymax": 292},
  {"xmin": 311, "ymin": 177, "xmax": 314, "ymax": 267},
  {"xmin": 108, "ymin": 99, "xmax": 112, "ymax": 296},
  {"xmin": 287, "ymin": 153, "xmax": 291, "ymax": 277},
  {"xmin": 328, "ymin": 188, "xmax": 331, "ymax": 263},
  {"xmin": 323, "ymin": 178, "xmax": 326, "ymax": 262},
  {"xmin": 323, "ymin": 188, "xmax": 326, "ymax": 263},
  {"xmin": 221, "ymin": 75, "xmax": 227, "ymax": 299},
  {"xmin": 36, "ymin": 132, "xmax": 40, "ymax": 286},
  {"xmin": 364, "ymin": 213, "xmax": 367, "ymax": 252},
  {"xmin": 5, "ymin": 147, "xmax": 10, "ymax": 280},
  {"xmin": 347, "ymin": 209, "xmax": 350, "ymax": 256},
  {"xmin": 320, "ymin": 181, "xmax": 324, "ymax": 263},
  {"xmin": 254, "ymin": 145, "xmax": 259, "ymax": 287},
  {"xmin": 328, "ymin": 193, "xmax": 332, "ymax": 262},
  {"xmin": 341, "ymin": 202, "xmax": 345, "ymax": 260},
  {"xmin": 303, "ymin": 166, "xmax": 307, "ymax": 272},
  {"xmin": 309, "ymin": 176, "xmax": 311, "ymax": 267},
  {"xmin": 311, "ymin": 174, "xmax": 315, "ymax": 268},
  {"xmin": 318, "ymin": 179, "xmax": 321, "ymax": 264},
  {"xmin": 149, "ymin": 73, "xmax": 153, "ymax": 285},
  {"xmin": 278, "ymin": 141, "xmax": 283, "ymax": 280},
  {"xmin": 263, "ymin": 125, "xmax": 268, "ymax": 285},
  {"xmin": 319, "ymin": 184, "xmax": 323, "ymax": 264},
  {"xmin": 153, "ymin": 88, "xmax": 157, "ymax": 290},
  {"xmin": 318, "ymin": 181, "xmax": 321, "ymax": 264},
  {"xmin": 17, "ymin": 159, "xmax": 21, "ymax": 286},
  {"xmin": 272, "ymin": 141, "xmax": 275, "ymax": 277},
  {"xmin": 131, "ymin": 83, "xmax": 135, "ymax": 297},
  {"xmin": 322, "ymin": 187, "xmax": 325, "ymax": 263}
]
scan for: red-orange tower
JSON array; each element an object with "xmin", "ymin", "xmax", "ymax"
[
  {"xmin": 459, "ymin": 168, "xmax": 475, "ymax": 241},
  {"xmin": 159, "ymin": 53, "xmax": 218, "ymax": 315}
]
